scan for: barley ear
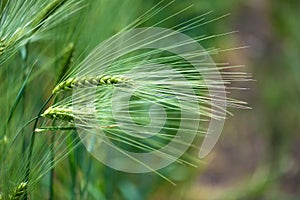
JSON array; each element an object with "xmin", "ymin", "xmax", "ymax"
[
  {"xmin": 9, "ymin": 182, "xmax": 27, "ymax": 200},
  {"xmin": 42, "ymin": 106, "xmax": 75, "ymax": 123},
  {"xmin": 52, "ymin": 75, "xmax": 126, "ymax": 94}
]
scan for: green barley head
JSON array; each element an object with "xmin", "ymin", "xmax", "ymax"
[
  {"xmin": 40, "ymin": 14, "xmax": 249, "ymax": 179},
  {"xmin": 0, "ymin": 2, "xmax": 250, "ymax": 193}
]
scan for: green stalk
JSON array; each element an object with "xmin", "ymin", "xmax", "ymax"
[{"xmin": 23, "ymin": 94, "xmax": 54, "ymax": 200}]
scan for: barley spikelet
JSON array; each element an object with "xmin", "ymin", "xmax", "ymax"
[
  {"xmin": 42, "ymin": 106, "xmax": 75, "ymax": 122},
  {"xmin": 0, "ymin": 39, "xmax": 5, "ymax": 56},
  {"xmin": 8, "ymin": 182, "xmax": 27, "ymax": 200},
  {"xmin": 52, "ymin": 75, "xmax": 128, "ymax": 94},
  {"xmin": 41, "ymin": 105, "xmax": 99, "ymax": 126}
]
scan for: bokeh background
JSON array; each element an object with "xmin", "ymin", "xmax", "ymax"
[
  {"xmin": 160, "ymin": 0, "xmax": 300, "ymax": 199},
  {"xmin": 96, "ymin": 1, "xmax": 300, "ymax": 199}
]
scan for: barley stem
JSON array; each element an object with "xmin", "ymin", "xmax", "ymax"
[
  {"xmin": 35, "ymin": 126, "xmax": 76, "ymax": 132},
  {"xmin": 24, "ymin": 94, "xmax": 54, "ymax": 200}
]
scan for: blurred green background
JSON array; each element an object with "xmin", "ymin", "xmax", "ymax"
[
  {"xmin": 169, "ymin": 0, "xmax": 300, "ymax": 199},
  {"xmin": 100, "ymin": 0, "xmax": 300, "ymax": 199}
]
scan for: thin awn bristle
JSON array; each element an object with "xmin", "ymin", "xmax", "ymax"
[
  {"xmin": 52, "ymin": 75, "xmax": 129, "ymax": 94},
  {"xmin": 3, "ymin": 0, "xmax": 68, "ymax": 46},
  {"xmin": 31, "ymin": 0, "xmax": 68, "ymax": 29},
  {"xmin": 0, "ymin": 0, "xmax": 82, "ymax": 64}
]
